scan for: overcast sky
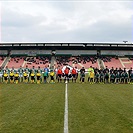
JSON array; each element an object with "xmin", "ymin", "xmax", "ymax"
[{"xmin": 0, "ymin": 0, "xmax": 132, "ymax": 43}]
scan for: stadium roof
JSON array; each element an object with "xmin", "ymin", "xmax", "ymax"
[{"xmin": 0, "ymin": 42, "xmax": 133, "ymax": 51}]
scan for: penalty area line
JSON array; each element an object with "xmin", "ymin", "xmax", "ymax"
[{"xmin": 64, "ymin": 81, "xmax": 68, "ymax": 133}]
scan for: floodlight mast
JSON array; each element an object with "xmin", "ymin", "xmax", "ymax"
[{"xmin": 123, "ymin": 41, "xmax": 128, "ymax": 43}]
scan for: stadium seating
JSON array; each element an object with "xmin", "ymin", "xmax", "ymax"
[
  {"xmin": 1, "ymin": 55, "xmax": 133, "ymax": 70},
  {"xmin": 6, "ymin": 57, "xmax": 25, "ymax": 69},
  {"xmin": 23, "ymin": 56, "xmax": 51, "ymax": 69},
  {"xmin": 55, "ymin": 56, "xmax": 99, "ymax": 69},
  {"xmin": 5, "ymin": 56, "xmax": 51, "ymax": 69},
  {"xmin": 120, "ymin": 58, "xmax": 133, "ymax": 69},
  {"xmin": 102, "ymin": 57, "xmax": 123, "ymax": 69},
  {"xmin": 102, "ymin": 57, "xmax": 133, "ymax": 69},
  {"xmin": 0, "ymin": 56, "xmax": 5, "ymax": 67}
]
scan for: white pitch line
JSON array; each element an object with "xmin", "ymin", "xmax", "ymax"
[{"xmin": 64, "ymin": 81, "xmax": 68, "ymax": 133}]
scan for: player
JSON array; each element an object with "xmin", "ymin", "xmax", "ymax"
[
  {"xmin": 49, "ymin": 69, "xmax": 55, "ymax": 83},
  {"xmin": 37, "ymin": 66, "xmax": 42, "ymax": 73},
  {"xmin": 4, "ymin": 66, "xmax": 10, "ymax": 75},
  {"xmin": 44, "ymin": 66, "xmax": 49, "ymax": 82},
  {"xmin": 24, "ymin": 65, "xmax": 30, "ymax": 73},
  {"xmin": 18, "ymin": 66, "xmax": 23, "ymax": 82},
  {"xmin": 130, "ymin": 71, "xmax": 133, "ymax": 84},
  {"xmin": 128, "ymin": 68, "xmax": 132, "ymax": 83},
  {"xmin": 43, "ymin": 69, "xmax": 48, "ymax": 83},
  {"xmin": 23, "ymin": 70, "xmax": 28, "ymax": 83},
  {"xmin": 120, "ymin": 71, "xmax": 125, "ymax": 84},
  {"xmin": 31, "ymin": 66, "xmax": 36, "ymax": 74},
  {"xmin": 64, "ymin": 67, "xmax": 70, "ymax": 83},
  {"xmin": 30, "ymin": 70, "xmax": 35, "ymax": 83},
  {"xmin": 0, "ymin": 67, "xmax": 3, "ymax": 83},
  {"xmin": 75, "ymin": 66, "xmax": 79, "ymax": 80},
  {"xmin": 44, "ymin": 66, "xmax": 49, "ymax": 75},
  {"xmin": 124, "ymin": 71, "xmax": 129, "ymax": 84},
  {"xmin": 3, "ymin": 70, "xmax": 8, "ymax": 83},
  {"xmin": 36, "ymin": 70, "xmax": 41, "ymax": 84},
  {"xmin": 24, "ymin": 65, "xmax": 30, "ymax": 82},
  {"xmin": 104, "ymin": 71, "xmax": 109, "ymax": 84},
  {"xmin": 57, "ymin": 67, "xmax": 63, "ymax": 83},
  {"xmin": 71, "ymin": 67, "xmax": 77, "ymax": 83},
  {"xmin": 80, "ymin": 67, "xmax": 85, "ymax": 83},
  {"xmin": 80, "ymin": 70, "xmax": 85, "ymax": 83},
  {"xmin": 115, "ymin": 71, "xmax": 120, "ymax": 84},
  {"xmin": 95, "ymin": 71, "xmax": 99, "ymax": 83},
  {"xmin": 110, "ymin": 71, "xmax": 115, "ymax": 84},
  {"xmin": 88, "ymin": 66, "xmax": 94, "ymax": 82},
  {"xmin": 90, "ymin": 70, "xmax": 94, "ymax": 84},
  {"xmin": 11, "ymin": 66, "xmax": 16, "ymax": 73},
  {"xmin": 99, "ymin": 71, "xmax": 104, "ymax": 84},
  {"xmin": 14, "ymin": 71, "xmax": 19, "ymax": 84},
  {"xmin": 9, "ymin": 70, "xmax": 14, "ymax": 83}
]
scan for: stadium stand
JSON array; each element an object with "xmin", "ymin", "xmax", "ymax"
[
  {"xmin": 3, "ymin": 55, "xmax": 132, "ymax": 70},
  {"xmin": 0, "ymin": 43, "xmax": 133, "ymax": 70},
  {"xmin": 1, "ymin": 55, "xmax": 133, "ymax": 70},
  {"xmin": 23, "ymin": 56, "xmax": 51, "ymax": 69},
  {"xmin": 5, "ymin": 56, "xmax": 51, "ymax": 69},
  {"xmin": 6, "ymin": 57, "xmax": 25, "ymax": 69},
  {"xmin": 102, "ymin": 57, "xmax": 123, "ymax": 69},
  {"xmin": 55, "ymin": 56, "xmax": 99, "ymax": 69},
  {"xmin": 100, "ymin": 57, "xmax": 133, "ymax": 69},
  {"xmin": 0, "ymin": 56, "xmax": 6, "ymax": 67},
  {"xmin": 0, "ymin": 50, "xmax": 8, "ymax": 68},
  {"xmin": 119, "ymin": 58, "xmax": 133, "ymax": 69}
]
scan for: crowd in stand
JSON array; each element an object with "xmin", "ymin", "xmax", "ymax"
[
  {"xmin": 25, "ymin": 56, "xmax": 50, "ymax": 65},
  {"xmin": 8, "ymin": 56, "xmax": 51, "ymax": 65},
  {"xmin": 56, "ymin": 56, "xmax": 98, "ymax": 66},
  {"xmin": 55, "ymin": 55, "xmax": 124, "ymax": 67},
  {"xmin": 1, "ymin": 55, "xmax": 128, "ymax": 68},
  {"xmin": 0, "ymin": 65, "xmax": 133, "ymax": 84},
  {"xmin": 56, "ymin": 56, "xmax": 70, "ymax": 66},
  {"xmin": 99, "ymin": 56, "xmax": 112, "ymax": 62},
  {"xmin": 0, "ymin": 56, "xmax": 5, "ymax": 61}
]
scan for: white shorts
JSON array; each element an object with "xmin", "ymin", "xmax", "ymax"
[
  {"xmin": 0, "ymin": 74, "xmax": 3, "ymax": 78},
  {"xmin": 19, "ymin": 74, "xmax": 23, "ymax": 77}
]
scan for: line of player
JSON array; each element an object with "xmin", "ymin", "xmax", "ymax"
[{"xmin": 0, "ymin": 65, "xmax": 133, "ymax": 84}]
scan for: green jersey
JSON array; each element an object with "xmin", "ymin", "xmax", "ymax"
[
  {"xmin": 100, "ymin": 73, "xmax": 104, "ymax": 79},
  {"xmin": 5, "ymin": 68, "xmax": 10, "ymax": 74},
  {"xmin": 18, "ymin": 68, "xmax": 23, "ymax": 74},
  {"xmin": 131, "ymin": 73, "xmax": 133, "ymax": 79},
  {"xmin": 24, "ymin": 68, "xmax": 30, "ymax": 73},
  {"xmin": 124, "ymin": 73, "xmax": 128, "ymax": 78},
  {"xmin": 120, "ymin": 73, "xmax": 125, "ymax": 78},
  {"xmin": 0, "ymin": 70, "xmax": 3, "ymax": 76},
  {"xmin": 95, "ymin": 73, "xmax": 99, "ymax": 78},
  {"xmin": 110, "ymin": 73, "xmax": 115, "ymax": 79},
  {"xmin": 116, "ymin": 73, "xmax": 120, "ymax": 78},
  {"xmin": 43, "ymin": 72, "xmax": 48, "ymax": 77},
  {"xmin": 30, "ymin": 68, "xmax": 36, "ymax": 74}
]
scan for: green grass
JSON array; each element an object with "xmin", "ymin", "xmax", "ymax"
[
  {"xmin": 68, "ymin": 83, "xmax": 133, "ymax": 133},
  {"xmin": 0, "ymin": 84, "xmax": 65, "ymax": 133},
  {"xmin": 0, "ymin": 83, "xmax": 132, "ymax": 133}
]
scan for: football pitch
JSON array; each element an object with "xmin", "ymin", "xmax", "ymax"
[{"xmin": 0, "ymin": 83, "xmax": 132, "ymax": 133}]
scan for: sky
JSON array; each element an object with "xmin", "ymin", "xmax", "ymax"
[{"xmin": 0, "ymin": 0, "xmax": 133, "ymax": 43}]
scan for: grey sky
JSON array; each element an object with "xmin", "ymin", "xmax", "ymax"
[{"xmin": 0, "ymin": 0, "xmax": 133, "ymax": 43}]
